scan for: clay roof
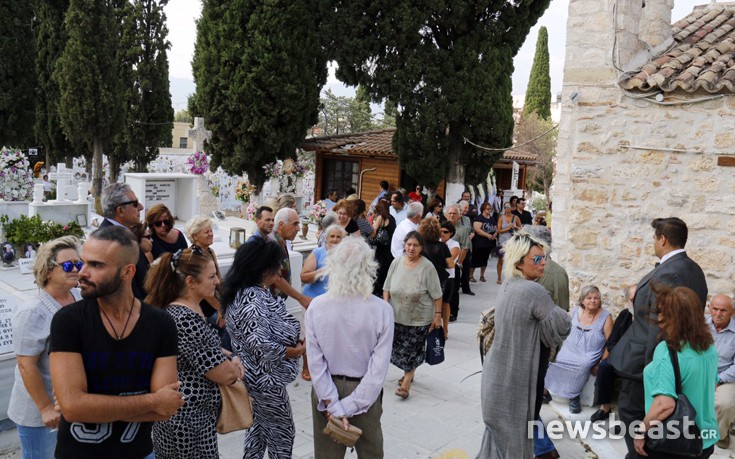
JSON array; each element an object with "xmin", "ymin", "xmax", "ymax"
[
  {"xmin": 303, "ymin": 129, "xmax": 536, "ymax": 163},
  {"xmin": 621, "ymin": 4, "xmax": 735, "ymax": 93},
  {"xmin": 301, "ymin": 129, "xmax": 396, "ymax": 157}
]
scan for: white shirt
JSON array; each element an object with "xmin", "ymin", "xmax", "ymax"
[
  {"xmin": 391, "ymin": 218, "xmax": 418, "ymax": 258},
  {"xmin": 390, "ymin": 206, "xmax": 407, "ymax": 226},
  {"xmin": 660, "ymin": 248, "xmax": 686, "ymax": 265},
  {"xmin": 445, "ymin": 239, "xmax": 460, "ymax": 279}
]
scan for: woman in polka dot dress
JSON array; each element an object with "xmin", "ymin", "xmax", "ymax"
[{"xmin": 145, "ymin": 247, "xmax": 244, "ymax": 459}]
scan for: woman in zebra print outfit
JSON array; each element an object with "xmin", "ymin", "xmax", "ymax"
[{"xmin": 222, "ymin": 239, "xmax": 306, "ymax": 459}]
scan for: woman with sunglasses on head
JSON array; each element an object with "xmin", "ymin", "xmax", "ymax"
[
  {"xmin": 495, "ymin": 202, "xmax": 521, "ymax": 284},
  {"xmin": 145, "ymin": 247, "xmax": 244, "ymax": 459},
  {"xmin": 478, "ymin": 232, "xmax": 570, "ymax": 459},
  {"xmin": 543, "ymin": 285, "xmax": 613, "ymax": 414},
  {"xmin": 9, "ymin": 237, "xmax": 82, "ymax": 458},
  {"xmin": 146, "ymin": 204, "xmax": 187, "ymax": 260}
]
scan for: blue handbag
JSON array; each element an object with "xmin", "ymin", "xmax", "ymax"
[{"xmin": 425, "ymin": 327, "xmax": 445, "ymax": 365}]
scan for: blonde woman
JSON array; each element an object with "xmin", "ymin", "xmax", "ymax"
[{"xmin": 9, "ymin": 237, "xmax": 82, "ymax": 458}]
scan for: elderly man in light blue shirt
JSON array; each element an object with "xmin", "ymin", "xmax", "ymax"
[
  {"xmin": 707, "ymin": 293, "xmax": 735, "ymax": 449},
  {"xmin": 306, "ymin": 237, "xmax": 394, "ymax": 457}
]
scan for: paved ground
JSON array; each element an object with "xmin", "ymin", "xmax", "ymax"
[{"xmin": 2, "ymin": 267, "xmax": 734, "ymax": 458}]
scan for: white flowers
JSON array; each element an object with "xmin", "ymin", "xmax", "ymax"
[{"xmin": 0, "ymin": 147, "xmax": 34, "ymax": 202}]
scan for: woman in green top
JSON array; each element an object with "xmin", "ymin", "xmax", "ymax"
[
  {"xmin": 383, "ymin": 231, "xmax": 443, "ymax": 400},
  {"xmin": 636, "ymin": 284, "xmax": 719, "ymax": 458}
]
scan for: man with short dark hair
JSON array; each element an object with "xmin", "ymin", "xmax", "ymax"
[
  {"xmin": 458, "ymin": 190, "xmax": 478, "ymax": 219},
  {"xmin": 49, "ymin": 226, "xmax": 183, "ymax": 459},
  {"xmin": 514, "ymin": 198, "xmax": 533, "ymax": 225},
  {"xmin": 389, "ymin": 191, "xmax": 407, "ymax": 225},
  {"xmin": 371, "ymin": 180, "xmax": 390, "ymax": 209},
  {"xmin": 608, "ymin": 217, "xmax": 707, "ymax": 458},
  {"xmin": 707, "ymin": 294, "xmax": 735, "ymax": 449},
  {"xmin": 324, "ymin": 189, "xmax": 338, "ymax": 211},
  {"xmin": 248, "ymin": 206, "xmax": 274, "ymax": 242},
  {"xmin": 99, "ymin": 183, "xmax": 149, "ymax": 300}
]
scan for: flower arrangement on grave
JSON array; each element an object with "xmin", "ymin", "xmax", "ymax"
[
  {"xmin": 186, "ymin": 151, "xmax": 209, "ymax": 175},
  {"xmin": 0, "ymin": 147, "xmax": 34, "ymax": 202},
  {"xmin": 263, "ymin": 158, "xmax": 308, "ymax": 179},
  {"xmin": 234, "ymin": 178, "xmax": 257, "ymax": 203},
  {"xmin": 245, "ymin": 202, "xmax": 258, "ymax": 220},
  {"xmin": 203, "ymin": 170, "xmax": 220, "ymax": 197},
  {"xmin": 309, "ymin": 200, "xmax": 328, "ymax": 225},
  {"xmin": 0, "ymin": 214, "xmax": 84, "ymax": 248}
]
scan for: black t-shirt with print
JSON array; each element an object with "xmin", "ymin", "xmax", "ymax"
[{"xmin": 49, "ymin": 298, "xmax": 178, "ymax": 459}]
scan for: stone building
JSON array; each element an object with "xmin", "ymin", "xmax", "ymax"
[{"xmin": 555, "ymin": 0, "xmax": 735, "ymax": 309}]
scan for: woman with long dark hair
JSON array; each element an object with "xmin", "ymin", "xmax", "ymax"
[
  {"xmin": 370, "ymin": 200, "xmax": 396, "ymax": 296},
  {"xmin": 222, "ymin": 239, "xmax": 305, "ymax": 459},
  {"xmin": 634, "ymin": 284, "xmax": 719, "ymax": 458},
  {"xmin": 145, "ymin": 247, "xmax": 243, "ymax": 459}
]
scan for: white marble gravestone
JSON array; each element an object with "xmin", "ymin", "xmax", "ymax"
[{"xmin": 125, "ymin": 173, "xmax": 200, "ymax": 222}]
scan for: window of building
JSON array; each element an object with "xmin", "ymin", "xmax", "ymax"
[
  {"xmin": 322, "ymin": 159, "xmax": 359, "ymax": 197},
  {"xmin": 179, "ymin": 137, "xmax": 188, "ymax": 149}
]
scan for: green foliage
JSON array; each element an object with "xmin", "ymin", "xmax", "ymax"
[
  {"xmin": 111, "ymin": 0, "xmax": 173, "ymax": 178},
  {"xmin": 55, "ymin": 0, "xmax": 124, "ymax": 200},
  {"xmin": 174, "ymin": 109, "xmax": 192, "ymax": 123},
  {"xmin": 0, "ymin": 0, "xmax": 37, "ymax": 146},
  {"xmin": 523, "ymin": 27, "xmax": 551, "ymax": 120},
  {"xmin": 516, "ymin": 112, "xmax": 557, "ymax": 198},
  {"xmin": 314, "ymin": 89, "xmax": 373, "ymax": 136},
  {"xmin": 0, "ymin": 214, "xmax": 84, "ymax": 247},
  {"xmin": 192, "ymin": 0, "xmax": 327, "ymax": 189},
  {"xmin": 34, "ymin": 0, "xmax": 74, "ymax": 167},
  {"xmin": 324, "ymin": 0, "xmax": 551, "ymax": 188}
]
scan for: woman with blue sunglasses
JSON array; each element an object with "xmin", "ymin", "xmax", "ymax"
[{"xmin": 9, "ymin": 236, "xmax": 82, "ymax": 458}]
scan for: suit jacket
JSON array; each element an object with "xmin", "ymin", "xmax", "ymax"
[
  {"xmin": 608, "ymin": 251, "xmax": 707, "ymax": 380},
  {"xmin": 99, "ymin": 218, "xmax": 150, "ymax": 300}
]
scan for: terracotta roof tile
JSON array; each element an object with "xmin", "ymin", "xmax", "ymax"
[
  {"xmin": 301, "ymin": 129, "xmax": 536, "ymax": 163},
  {"xmin": 621, "ymin": 4, "xmax": 735, "ymax": 93}
]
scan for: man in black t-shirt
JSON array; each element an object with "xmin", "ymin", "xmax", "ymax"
[
  {"xmin": 49, "ymin": 226, "xmax": 183, "ymax": 459},
  {"xmin": 514, "ymin": 198, "xmax": 534, "ymax": 226}
]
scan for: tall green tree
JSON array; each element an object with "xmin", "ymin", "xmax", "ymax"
[
  {"xmin": 523, "ymin": 26, "xmax": 551, "ymax": 120},
  {"xmin": 111, "ymin": 0, "xmax": 173, "ymax": 179},
  {"xmin": 324, "ymin": 0, "xmax": 550, "ymax": 194},
  {"xmin": 56, "ymin": 0, "xmax": 124, "ymax": 207},
  {"xmin": 313, "ymin": 89, "xmax": 373, "ymax": 136},
  {"xmin": 192, "ymin": 0, "xmax": 327, "ymax": 188},
  {"xmin": 0, "ymin": 0, "xmax": 37, "ymax": 146},
  {"xmin": 34, "ymin": 0, "xmax": 75, "ymax": 168}
]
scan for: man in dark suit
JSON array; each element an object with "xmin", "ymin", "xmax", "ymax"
[
  {"xmin": 608, "ymin": 217, "xmax": 707, "ymax": 458},
  {"xmin": 99, "ymin": 183, "xmax": 149, "ymax": 300}
]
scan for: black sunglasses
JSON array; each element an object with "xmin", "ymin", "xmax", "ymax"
[
  {"xmin": 118, "ymin": 200, "xmax": 139, "ymax": 208},
  {"xmin": 171, "ymin": 246, "xmax": 205, "ymax": 271},
  {"xmin": 53, "ymin": 260, "xmax": 83, "ymax": 273},
  {"xmin": 153, "ymin": 219, "xmax": 173, "ymax": 228}
]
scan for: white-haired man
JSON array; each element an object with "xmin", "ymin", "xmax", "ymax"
[
  {"xmin": 707, "ymin": 294, "xmax": 735, "ymax": 449},
  {"xmin": 390, "ymin": 202, "xmax": 423, "ymax": 258}
]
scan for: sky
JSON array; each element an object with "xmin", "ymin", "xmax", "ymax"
[{"xmin": 164, "ymin": 0, "xmax": 708, "ymax": 109}]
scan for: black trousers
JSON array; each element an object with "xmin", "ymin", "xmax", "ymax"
[
  {"xmin": 450, "ymin": 266, "xmax": 461, "ymax": 317},
  {"xmin": 461, "ymin": 252, "xmax": 473, "ymax": 293},
  {"xmin": 618, "ymin": 378, "xmax": 645, "ymax": 458},
  {"xmin": 593, "ymin": 359, "xmax": 617, "ymax": 405}
]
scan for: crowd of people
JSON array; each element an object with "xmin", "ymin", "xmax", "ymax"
[{"xmin": 9, "ymin": 179, "xmax": 733, "ymax": 459}]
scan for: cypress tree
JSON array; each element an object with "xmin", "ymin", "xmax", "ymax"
[
  {"xmin": 0, "ymin": 0, "xmax": 37, "ymax": 146},
  {"xmin": 56, "ymin": 0, "xmax": 124, "ymax": 206},
  {"xmin": 34, "ymin": 0, "xmax": 74, "ymax": 168},
  {"xmin": 523, "ymin": 26, "xmax": 551, "ymax": 120},
  {"xmin": 325, "ymin": 0, "xmax": 551, "ymax": 194},
  {"xmin": 192, "ymin": 0, "xmax": 327, "ymax": 188}
]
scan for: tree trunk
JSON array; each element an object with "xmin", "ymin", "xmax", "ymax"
[
  {"xmin": 445, "ymin": 137, "xmax": 465, "ymax": 203},
  {"xmin": 93, "ymin": 137, "xmax": 103, "ymax": 214}
]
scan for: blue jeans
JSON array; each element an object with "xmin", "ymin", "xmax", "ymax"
[
  {"xmin": 17, "ymin": 425, "xmax": 57, "ymax": 459},
  {"xmin": 533, "ymin": 417, "xmax": 556, "ymax": 456}
]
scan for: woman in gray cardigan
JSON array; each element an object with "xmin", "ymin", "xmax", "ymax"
[{"xmin": 478, "ymin": 232, "xmax": 571, "ymax": 459}]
